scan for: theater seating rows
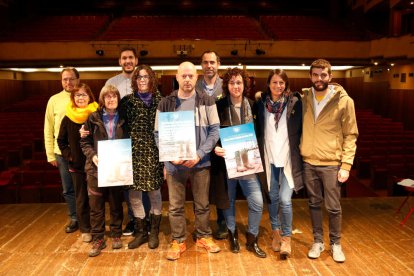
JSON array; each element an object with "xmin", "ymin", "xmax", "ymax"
[
  {"xmin": 260, "ymin": 15, "xmax": 367, "ymax": 41},
  {"xmin": 0, "ymin": 15, "xmax": 365, "ymax": 42},
  {"xmin": 354, "ymin": 110, "xmax": 414, "ymax": 195},
  {"xmin": 0, "ymin": 15, "xmax": 110, "ymax": 42},
  {"xmin": 97, "ymin": 15, "xmax": 267, "ymax": 41},
  {"xmin": 0, "ymin": 110, "xmax": 63, "ymax": 204}
]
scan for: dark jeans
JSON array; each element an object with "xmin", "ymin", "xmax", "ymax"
[
  {"xmin": 71, "ymin": 171, "xmax": 91, "ymax": 233},
  {"xmin": 303, "ymin": 163, "xmax": 342, "ymax": 245},
  {"xmin": 55, "ymin": 154, "xmax": 76, "ymax": 221},
  {"xmin": 216, "ymin": 207, "xmax": 225, "ymax": 225},
  {"xmin": 166, "ymin": 167, "xmax": 212, "ymax": 242},
  {"xmin": 87, "ymin": 175, "xmax": 124, "ymax": 241}
]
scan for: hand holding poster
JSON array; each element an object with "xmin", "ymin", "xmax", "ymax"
[
  {"xmin": 158, "ymin": 111, "xmax": 197, "ymax": 162},
  {"xmin": 219, "ymin": 122, "xmax": 263, "ymax": 179},
  {"xmin": 97, "ymin": 138, "xmax": 133, "ymax": 187}
]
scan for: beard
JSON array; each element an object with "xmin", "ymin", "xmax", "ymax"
[
  {"xmin": 312, "ymin": 81, "xmax": 329, "ymax": 92},
  {"xmin": 123, "ymin": 67, "xmax": 135, "ymax": 74}
]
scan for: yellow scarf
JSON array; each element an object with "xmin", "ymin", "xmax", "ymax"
[{"xmin": 66, "ymin": 101, "xmax": 99, "ymax": 124}]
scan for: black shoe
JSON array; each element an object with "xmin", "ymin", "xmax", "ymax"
[
  {"xmin": 123, "ymin": 219, "xmax": 135, "ymax": 236},
  {"xmin": 128, "ymin": 218, "xmax": 148, "ymax": 249},
  {"xmin": 65, "ymin": 220, "xmax": 79, "ymax": 233},
  {"xmin": 228, "ymin": 228, "xmax": 240, "ymax": 253},
  {"xmin": 213, "ymin": 221, "xmax": 228, "ymax": 240},
  {"xmin": 246, "ymin": 232, "xmax": 267, "ymax": 258},
  {"xmin": 148, "ymin": 214, "xmax": 161, "ymax": 249}
]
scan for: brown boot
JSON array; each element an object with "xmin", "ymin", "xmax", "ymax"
[
  {"xmin": 272, "ymin": 229, "xmax": 281, "ymax": 252},
  {"xmin": 280, "ymin": 236, "xmax": 291, "ymax": 259}
]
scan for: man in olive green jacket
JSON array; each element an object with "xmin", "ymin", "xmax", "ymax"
[{"xmin": 300, "ymin": 59, "xmax": 358, "ymax": 263}]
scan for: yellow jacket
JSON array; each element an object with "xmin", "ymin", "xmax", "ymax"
[
  {"xmin": 44, "ymin": 90, "xmax": 71, "ymax": 162},
  {"xmin": 300, "ymin": 83, "xmax": 358, "ymax": 171}
]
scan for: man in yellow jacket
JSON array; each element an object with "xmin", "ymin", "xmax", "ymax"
[
  {"xmin": 44, "ymin": 67, "xmax": 80, "ymax": 233},
  {"xmin": 300, "ymin": 59, "xmax": 358, "ymax": 263}
]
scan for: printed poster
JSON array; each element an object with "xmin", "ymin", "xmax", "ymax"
[
  {"xmin": 98, "ymin": 138, "xmax": 133, "ymax": 187},
  {"xmin": 158, "ymin": 111, "xmax": 197, "ymax": 162},
  {"xmin": 219, "ymin": 122, "xmax": 263, "ymax": 179}
]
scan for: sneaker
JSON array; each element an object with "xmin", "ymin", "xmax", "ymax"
[
  {"xmin": 331, "ymin": 244, "xmax": 346, "ymax": 263},
  {"xmin": 89, "ymin": 239, "xmax": 106, "ymax": 257},
  {"xmin": 166, "ymin": 240, "xmax": 186, "ymax": 261},
  {"xmin": 112, "ymin": 237, "xmax": 123, "ymax": 249},
  {"xmin": 196, "ymin": 237, "xmax": 221, "ymax": 253},
  {"xmin": 81, "ymin": 233, "xmax": 92, "ymax": 243},
  {"xmin": 123, "ymin": 219, "xmax": 135, "ymax": 236},
  {"xmin": 308, "ymin": 242, "xmax": 325, "ymax": 259}
]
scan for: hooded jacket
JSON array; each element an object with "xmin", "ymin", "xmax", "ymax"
[{"xmin": 300, "ymin": 83, "xmax": 358, "ymax": 171}]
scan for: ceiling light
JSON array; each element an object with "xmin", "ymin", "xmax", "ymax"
[{"xmin": 2, "ymin": 65, "xmax": 357, "ymax": 73}]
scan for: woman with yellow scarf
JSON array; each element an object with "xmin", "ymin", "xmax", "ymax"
[{"xmin": 58, "ymin": 83, "xmax": 98, "ymax": 243}]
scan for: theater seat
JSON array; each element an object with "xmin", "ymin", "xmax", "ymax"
[{"xmin": 42, "ymin": 170, "xmax": 64, "ymax": 203}]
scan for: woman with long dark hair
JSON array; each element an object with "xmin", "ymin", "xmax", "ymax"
[{"xmin": 256, "ymin": 69, "xmax": 304, "ymax": 259}]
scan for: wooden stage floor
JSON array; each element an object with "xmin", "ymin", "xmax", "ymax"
[{"xmin": 0, "ymin": 197, "xmax": 413, "ymax": 275}]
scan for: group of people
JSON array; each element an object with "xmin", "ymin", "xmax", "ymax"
[{"xmin": 44, "ymin": 48, "xmax": 358, "ymax": 263}]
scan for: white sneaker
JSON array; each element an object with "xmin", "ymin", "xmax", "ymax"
[
  {"xmin": 331, "ymin": 244, "xmax": 346, "ymax": 263},
  {"xmin": 82, "ymin": 233, "xmax": 92, "ymax": 243},
  {"xmin": 308, "ymin": 242, "xmax": 325, "ymax": 259}
]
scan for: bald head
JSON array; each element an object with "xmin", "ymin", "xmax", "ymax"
[
  {"xmin": 177, "ymin": 62, "xmax": 196, "ymax": 74},
  {"xmin": 176, "ymin": 61, "xmax": 198, "ymax": 97}
]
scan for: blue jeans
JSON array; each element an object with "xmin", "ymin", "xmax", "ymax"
[
  {"xmin": 268, "ymin": 165, "xmax": 293, "ymax": 237},
  {"xmin": 55, "ymin": 154, "xmax": 77, "ymax": 221},
  {"xmin": 223, "ymin": 175, "xmax": 263, "ymax": 237}
]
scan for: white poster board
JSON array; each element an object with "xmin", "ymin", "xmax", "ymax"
[{"xmin": 97, "ymin": 138, "xmax": 133, "ymax": 187}]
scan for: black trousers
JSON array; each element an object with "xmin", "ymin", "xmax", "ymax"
[{"xmin": 71, "ymin": 171, "xmax": 91, "ymax": 233}]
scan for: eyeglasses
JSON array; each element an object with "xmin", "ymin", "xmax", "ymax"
[
  {"xmin": 104, "ymin": 95, "xmax": 117, "ymax": 99},
  {"xmin": 62, "ymin": 78, "xmax": 77, "ymax": 82},
  {"xmin": 74, "ymin": 93, "xmax": 89, "ymax": 98},
  {"xmin": 229, "ymin": 81, "xmax": 243, "ymax": 86},
  {"xmin": 137, "ymin": 75, "xmax": 150, "ymax": 80}
]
